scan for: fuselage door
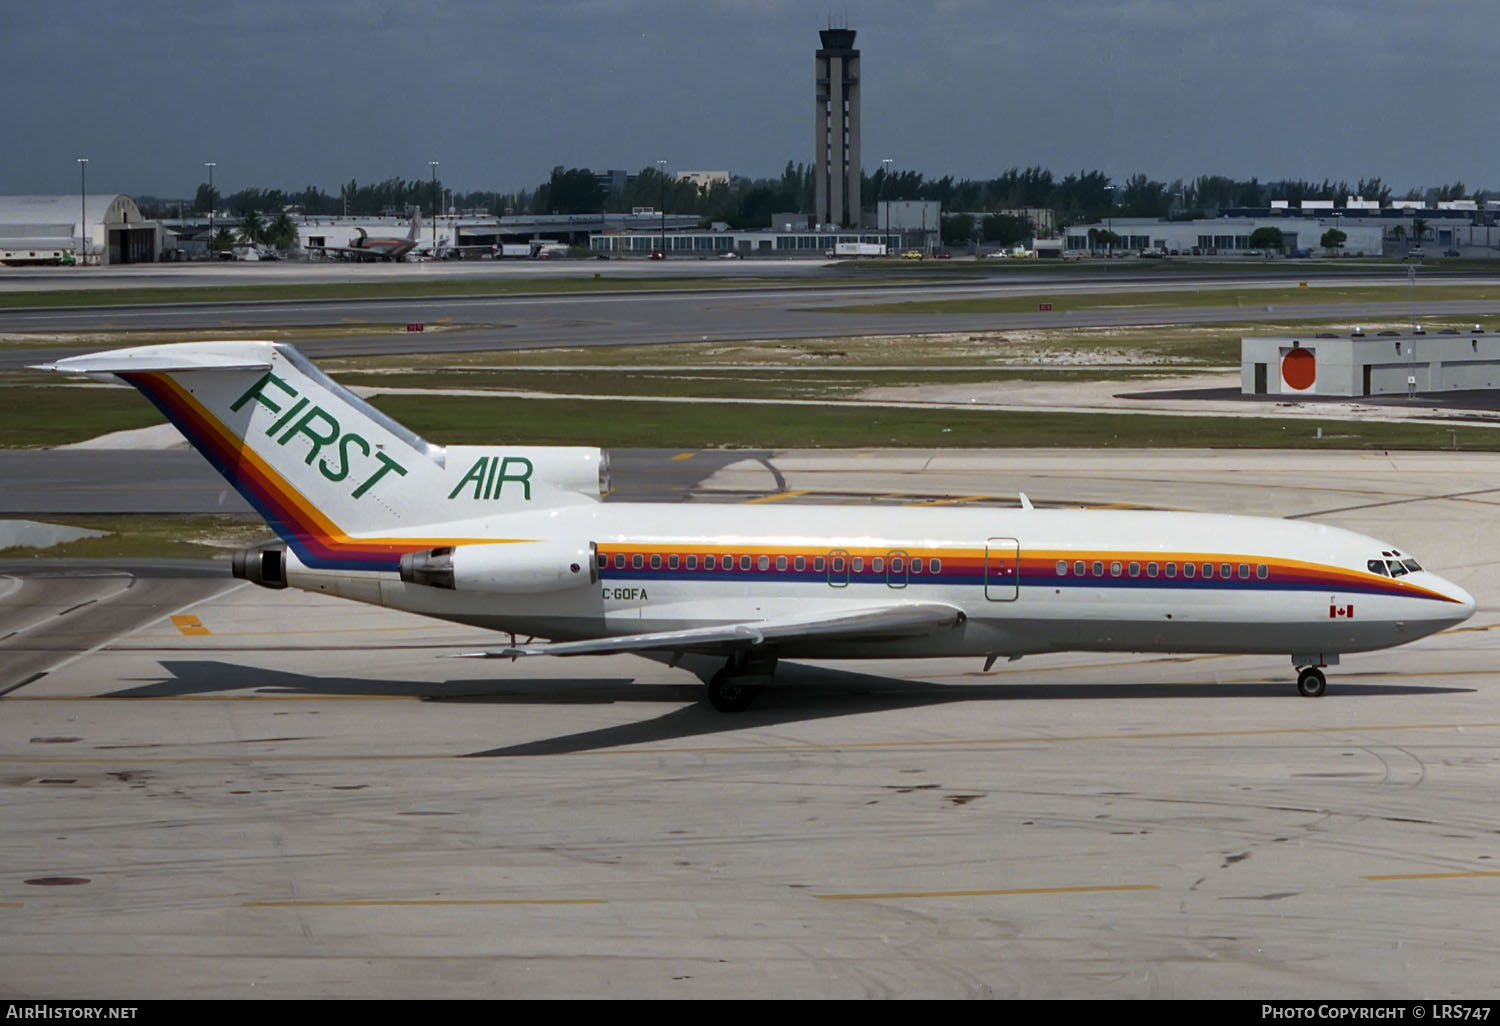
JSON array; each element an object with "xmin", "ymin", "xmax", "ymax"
[
  {"xmin": 985, "ymin": 537, "xmax": 1020, "ymax": 601},
  {"xmin": 828, "ymin": 548, "xmax": 850, "ymax": 588}
]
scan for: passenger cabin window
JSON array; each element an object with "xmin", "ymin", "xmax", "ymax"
[
  {"xmin": 1056, "ymin": 560, "xmax": 1068, "ymax": 576},
  {"xmin": 1165, "ymin": 563, "xmax": 1177, "ymax": 578},
  {"xmin": 1183, "ymin": 563, "xmax": 1195, "ymax": 579},
  {"xmin": 650, "ymin": 554, "xmax": 662, "ymax": 569},
  {"xmin": 1074, "ymin": 560, "xmax": 1086, "ymax": 576},
  {"xmin": 852, "ymin": 557, "xmax": 865, "ymax": 572},
  {"xmin": 740, "ymin": 555, "xmax": 752, "ymax": 571},
  {"xmin": 930, "ymin": 558, "xmax": 942, "ymax": 573},
  {"xmin": 632, "ymin": 554, "xmax": 644, "ymax": 569},
  {"xmin": 1110, "ymin": 561, "xmax": 1122, "ymax": 577},
  {"xmin": 794, "ymin": 556, "xmax": 805, "ymax": 571},
  {"xmin": 705, "ymin": 555, "xmax": 716, "ymax": 570},
  {"xmin": 1128, "ymin": 561, "xmax": 1140, "ymax": 577},
  {"xmin": 872, "ymin": 557, "xmax": 885, "ymax": 573},
  {"xmin": 1256, "ymin": 564, "xmax": 1268, "ymax": 579},
  {"xmin": 687, "ymin": 555, "xmax": 699, "ymax": 570},
  {"xmin": 815, "ymin": 556, "xmax": 826, "ymax": 572},
  {"xmin": 912, "ymin": 558, "xmax": 923, "ymax": 574},
  {"xmin": 1092, "ymin": 561, "xmax": 1105, "ymax": 576},
  {"xmin": 1201, "ymin": 564, "xmax": 1214, "ymax": 579},
  {"xmin": 757, "ymin": 555, "xmax": 770, "ymax": 571},
  {"xmin": 1147, "ymin": 562, "xmax": 1158, "ymax": 578},
  {"xmin": 1220, "ymin": 563, "xmax": 1233, "ymax": 579},
  {"xmin": 597, "ymin": 553, "xmax": 608, "ymax": 569},
  {"xmin": 668, "ymin": 554, "xmax": 679, "ymax": 570},
  {"xmin": 615, "ymin": 554, "xmax": 626, "ymax": 569},
  {"xmin": 891, "ymin": 556, "xmax": 904, "ymax": 573},
  {"xmin": 831, "ymin": 556, "xmax": 845, "ymax": 572},
  {"xmin": 1237, "ymin": 564, "xmax": 1249, "ymax": 579}
]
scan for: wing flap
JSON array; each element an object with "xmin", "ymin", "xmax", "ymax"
[{"xmin": 458, "ymin": 602, "xmax": 966, "ymax": 659}]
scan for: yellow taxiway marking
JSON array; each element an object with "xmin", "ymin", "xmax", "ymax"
[
  {"xmin": 170, "ymin": 615, "xmax": 211, "ymax": 637},
  {"xmin": 1361, "ymin": 871, "xmax": 1500, "ymax": 881},
  {"xmin": 243, "ymin": 898, "xmax": 605, "ymax": 908},
  {"xmin": 744, "ymin": 490, "xmax": 810, "ymax": 504},
  {"xmin": 815, "ymin": 884, "xmax": 1159, "ymax": 901},
  {"xmin": 670, "ymin": 452, "xmax": 696, "ymax": 461},
  {"xmin": 906, "ymin": 494, "xmax": 992, "ymax": 507},
  {"xmin": 0, "ymin": 902, "xmax": 23, "ymax": 908}
]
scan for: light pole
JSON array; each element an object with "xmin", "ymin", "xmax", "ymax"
[
  {"xmin": 1101, "ymin": 183, "xmax": 1117, "ymax": 257},
  {"xmin": 204, "ymin": 162, "xmax": 216, "ymax": 257},
  {"xmin": 76, "ymin": 158, "xmax": 87, "ymax": 266},
  {"xmin": 656, "ymin": 159, "xmax": 667, "ymax": 258},
  {"xmin": 881, "ymin": 157, "xmax": 892, "ymax": 255},
  {"xmin": 429, "ymin": 161, "xmax": 439, "ymax": 257}
]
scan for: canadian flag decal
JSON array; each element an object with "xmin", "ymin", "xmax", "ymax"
[{"xmin": 1330, "ymin": 603, "xmax": 1354, "ymax": 619}]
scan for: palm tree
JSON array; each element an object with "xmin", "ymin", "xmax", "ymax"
[
  {"xmin": 1411, "ymin": 217, "xmax": 1428, "ymax": 247},
  {"xmin": 265, "ymin": 213, "xmax": 298, "ymax": 252},
  {"xmin": 209, "ymin": 227, "xmax": 235, "ymax": 254},
  {"xmin": 237, "ymin": 211, "xmax": 266, "ymax": 246}
]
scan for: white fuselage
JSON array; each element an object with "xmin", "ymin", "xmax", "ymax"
[{"xmin": 280, "ymin": 502, "xmax": 1475, "ymax": 662}]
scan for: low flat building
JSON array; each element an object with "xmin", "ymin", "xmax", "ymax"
[{"xmin": 1242, "ymin": 328, "xmax": 1500, "ymax": 396}]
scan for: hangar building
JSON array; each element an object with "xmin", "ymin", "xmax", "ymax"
[
  {"xmin": 1242, "ymin": 328, "xmax": 1500, "ymax": 396},
  {"xmin": 0, "ymin": 195, "xmax": 162, "ymax": 264}
]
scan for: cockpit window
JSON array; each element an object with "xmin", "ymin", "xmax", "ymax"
[
  {"xmin": 1367, "ymin": 559, "xmax": 1389, "ymax": 576},
  {"xmin": 1387, "ymin": 560, "xmax": 1409, "ymax": 577},
  {"xmin": 1401, "ymin": 559, "xmax": 1422, "ymax": 573}
]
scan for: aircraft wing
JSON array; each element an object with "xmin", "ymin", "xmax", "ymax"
[{"xmin": 459, "ymin": 602, "xmax": 966, "ymax": 659}]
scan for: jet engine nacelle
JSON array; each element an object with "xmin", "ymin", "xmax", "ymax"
[
  {"xmin": 399, "ymin": 541, "xmax": 598, "ymax": 594},
  {"xmin": 231, "ymin": 544, "xmax": 288, "ymax": 590}
]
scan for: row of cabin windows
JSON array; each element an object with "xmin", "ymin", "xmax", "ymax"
[
  {"xmin": 1055, "ymin": 559, "xmax": 1269, "ymax": 581},
  {"xmin": 599, "ymin": 552, "xmax": 944, "ymax": 574}
]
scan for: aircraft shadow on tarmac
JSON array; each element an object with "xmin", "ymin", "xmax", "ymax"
[{"xmin": 110, "ymin": 659, "xmax": 1473, "ymax": 757}]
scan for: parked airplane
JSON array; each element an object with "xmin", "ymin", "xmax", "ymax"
[
  {"xmin": 40, "ymin": 341, "xmax": 1476, "ymax": 711},
  {"xmin": 314, "ymin": 214, "xmax": 422, "ymax": 262}
]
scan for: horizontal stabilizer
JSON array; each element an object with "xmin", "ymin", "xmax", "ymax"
[
  {"xmin": 34, "ymin": 340, "xmax": 277, "ymax": 376},
  {"xmin": 457, "ymin": 602, "xmax": 967, "ymax": 659}
]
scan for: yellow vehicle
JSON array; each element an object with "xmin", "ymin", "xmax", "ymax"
[{"xmin": 901, "ymin": 249, "xmax": 924, "ymax": 259}]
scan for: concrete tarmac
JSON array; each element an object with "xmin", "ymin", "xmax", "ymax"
[{"xmin": 2, "ymin": 450, "xmax": 1499, "ymax": 998}]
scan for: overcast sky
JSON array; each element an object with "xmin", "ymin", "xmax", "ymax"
[{"xmin": 4, "ymin": 0, "xmax": 1497, "ymax": 199}]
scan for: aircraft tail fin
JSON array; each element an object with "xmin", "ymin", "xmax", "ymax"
[{"xmin": 36, "ymin": 340, "xmax": 607, "ymax": 572}]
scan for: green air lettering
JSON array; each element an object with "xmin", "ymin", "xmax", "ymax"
[
  {"xmin": 278, "ymin": 405, "xmax": 342, "ymax": 466},
  {"xmin": 448, "ymin": 456, "xmax": 489, "ymax": 500},
  {"xmin": 231, "ymin": 372, "xmax": 297, "ymax": 414},
  {"xmin": 482, "ymin": 456, "xmax": 501, "ymax": 499},
  {"xmin": 494, "ymin": 456, "xmax": 533, "ymax": 500},
  {"xmin": 320, "ymin": 432, "xmax": 369, "ymax": 483},
  {"xmin": 264, "ymin": 396, "xmax": 309, "ymax": 437},
  {"xmin": 352, "ymin": 450, "xmax": 407, "ymax": 499}
]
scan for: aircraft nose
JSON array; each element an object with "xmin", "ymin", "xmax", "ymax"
[{"xmin": 1434, "ymin": 576, "xmax": 1476, "ymax": 625}]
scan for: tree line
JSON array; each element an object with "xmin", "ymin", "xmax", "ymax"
[{"xmin": 135, "ymin": 166, "xmax": 1487, "ymax": 244}]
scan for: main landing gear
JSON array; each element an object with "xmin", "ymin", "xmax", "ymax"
[
  {"xmin": 1295, "ymin": 666, "xmax": 1327, "ymax": 698},
  {"xmin": 706, "ymin": 651, "xmax": 777, "ymax": 713}
]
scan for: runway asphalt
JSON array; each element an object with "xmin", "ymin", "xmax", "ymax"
[{"xmin": 3, "ymin": 449, "xmax": 1499, "ymax": 998}]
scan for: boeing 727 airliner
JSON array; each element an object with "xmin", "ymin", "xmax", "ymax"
[{"xmin": 41, "ymin": 341, "xmax": 1476, "ymax": 711}]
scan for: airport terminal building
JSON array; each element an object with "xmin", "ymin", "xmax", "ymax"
[{"xmin": 1242, "ymin": 327, "xmax": 1500, "ymax": 396}]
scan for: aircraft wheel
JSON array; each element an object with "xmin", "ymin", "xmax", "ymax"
[
  {"xmin": 1296, "ymin": 667, "xmax": 1327, "ymax": 698},
  {"xmin": 708, "ymin": 669, "xmax": 760, "ymax": 713}
]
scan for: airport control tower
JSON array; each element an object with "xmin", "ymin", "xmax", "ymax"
[{"xmin": 814, "ymin": 26, "xmax": 861, "ymax": 228}]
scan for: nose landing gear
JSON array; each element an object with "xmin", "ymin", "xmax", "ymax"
[{"xmin": 1295, "ymin": 666, "xmax": 1327, "ymax": 697}]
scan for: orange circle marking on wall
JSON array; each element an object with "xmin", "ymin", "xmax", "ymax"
[{"xmin": 1281, "ymin": 347, "xmax": 1316, "ymax": 390}]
